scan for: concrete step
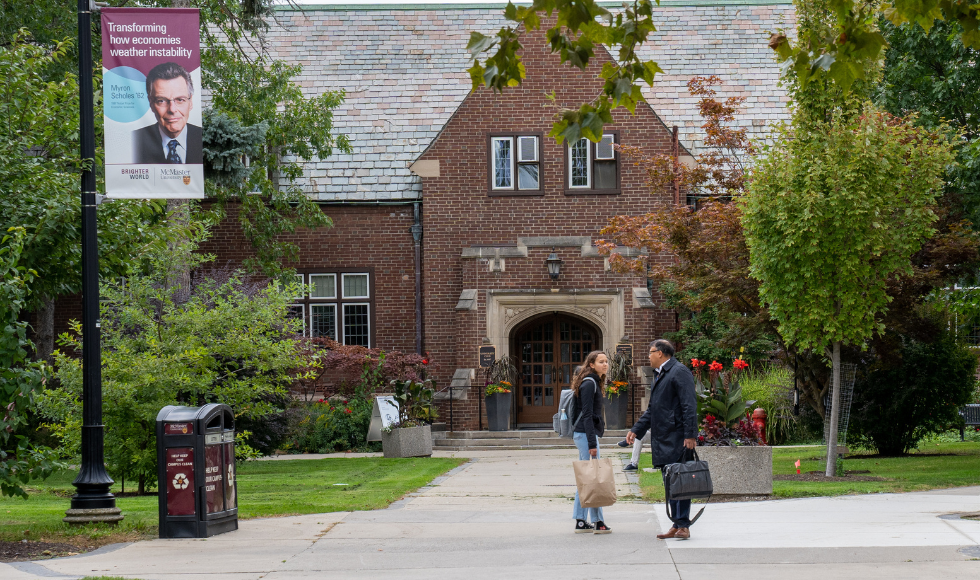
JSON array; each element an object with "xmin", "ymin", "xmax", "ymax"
[
  {"xmin": 433, "ymin": 439, "xmax": 626, "ymax": 447},
  {"xmin": 440, "ymin": 429, "xmax": 631, "ymax": 440},
  {"xmin": 431, "ymin": 430, "xmax": 634, "ymax": 450},
  {"xmin": 432, "ymin": 443, "xmax": 631, "ymax": 451}
]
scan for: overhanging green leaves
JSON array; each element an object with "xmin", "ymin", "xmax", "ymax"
[{"xmin": 469, "ymin": 0, "xmax": 662, "ymax": 142}]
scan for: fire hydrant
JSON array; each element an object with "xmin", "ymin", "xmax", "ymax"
[{"xmin": 752, "ymin": 408, "xmax": 768, "ymax": 445}]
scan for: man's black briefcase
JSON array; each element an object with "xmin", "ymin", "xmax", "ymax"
[
  {"xmin": 662, "ymin": 448, "xmax": 713, "ymax": 524},
  {"xmin": 663, "ymin": 448, "xmax": 713, "ymax": 500}
]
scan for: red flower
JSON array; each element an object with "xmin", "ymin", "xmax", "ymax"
[
  {"xmin": 708, "ymin": 361, "xmax": 723, "ymax": 372},
  {"xmin": 422, "ymin": 358, "xmax": 429, "ymax": 365},
  {"xmin": 345, "ymin": 408, "xmax": 352, "ymax": 414},
  {"xmin": 732, "ymin": 358, "xmax": 749, "ymax": 370}
]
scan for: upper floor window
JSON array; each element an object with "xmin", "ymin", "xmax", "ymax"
[
  {"xmin": 489, "ymin": 134, "xmax": 542, "ymax": 194},
  {"xmin": 566, "ymin": 133, "xmax": 619, "ymax": 194},
  {"xmin": 290, "ymin": 271, "xmax": 373, "ymax": 347}
]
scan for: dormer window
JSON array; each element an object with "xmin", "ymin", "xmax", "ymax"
[{"xmin": 489, "ymin": 133, "xmax": 543, "ymax": 195}]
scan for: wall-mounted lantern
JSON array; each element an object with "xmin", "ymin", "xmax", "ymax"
[{"xmin": 546, "ymin": 247, "xmax": 563, "ymax": 281}]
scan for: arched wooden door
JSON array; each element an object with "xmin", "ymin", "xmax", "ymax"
[{"xmin": 513, "ymin": 314, "xmax": 602, "ymax": 425}]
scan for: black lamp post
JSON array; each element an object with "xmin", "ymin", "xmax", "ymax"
[
  {"xmin": 64, "ymin": 0, "xmax": 122, "ymax": 525},
  {"xmin": 546, "ymin": 248, "xmax": 563, "ymax": 280}
]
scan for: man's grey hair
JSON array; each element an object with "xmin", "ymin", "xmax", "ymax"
[
  {"xmin": 650, "ymin": 339, "xmax": 675, "ymax": 358},
  {"xmin": 146, "ymin": 62, "xmax": 194, "ymax": 98}
]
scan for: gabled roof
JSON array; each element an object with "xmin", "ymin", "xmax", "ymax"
[{"xmin": 264, "ymin": 2, "xmax": 795, "ymax": 201}]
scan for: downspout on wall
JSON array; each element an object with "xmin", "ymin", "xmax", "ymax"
[{"xmin": 411, "ymin": 202, "xmax": 424, "ymax": 355}]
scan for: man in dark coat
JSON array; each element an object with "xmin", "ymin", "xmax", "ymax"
[
  {"xmin": 626, "ymin": 338, "xmax": 698, "ymax": 539},
  {"xmin": 133, "ymin": 62, "xmax": 202, "ymax": 164},
  {"xmin": 133, "ymin": 123, "xmax": 202, "ymax": 164}
]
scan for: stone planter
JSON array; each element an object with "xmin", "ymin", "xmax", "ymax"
[
  {"xmin": 604, "ymin": 393, "xmax": 628, "ymax": 430},
  {"xmin": 696, "ymin": 445, "xmax": 772, "ymax": 495},
  {"xmin": 381, "ymin": 425, "xmax": 432, "ymax": 458},
  {"xmin": 485, "ymin": 392, "xmax": 512, "ymax": 431}
]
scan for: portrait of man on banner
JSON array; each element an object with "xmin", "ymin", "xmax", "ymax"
[
  {"xmin": 101, "ymin": 6, "xmax": 205, "ymax": 199},
  {"xmin": 133, "ymin": 62, "xmax": 203, "ymax": 165}
]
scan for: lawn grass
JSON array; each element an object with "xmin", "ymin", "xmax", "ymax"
[
  {"xmin": 0, "ymin": 456, "xmax": 465, "ymax": 547},
  {"xmin": 636, "ymin": 440, "xmax": 980, "ymax": 502}
]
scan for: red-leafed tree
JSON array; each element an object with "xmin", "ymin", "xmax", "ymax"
[
  {"xmin": 293, "ymin": 338, "xmax": 431, "ymax": 400},
  {"xmin": 598, "ymin": 76, "xmax": 979, "ymax": 423},
  {"xmin": 598, "ymin": 76, "xmax": 777, "ymax": 363}
]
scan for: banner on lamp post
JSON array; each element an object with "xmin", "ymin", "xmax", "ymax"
[{"xmin": 101, "ymin": 7, "xmax": 204, "ymax": 199}]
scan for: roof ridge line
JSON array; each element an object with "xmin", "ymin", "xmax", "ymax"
[{"xmin": 277, "ymin": 1, "xmax": 795, "ymax": 13}]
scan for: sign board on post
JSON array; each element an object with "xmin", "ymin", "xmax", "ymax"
[
  {"xmin": 479, "ymin": 345, "xmax": 496, "ymax": 368},
  {"xmin": 366, "ymin": 396, "xmax": 399, "ymax": 442},
  {"xmin": 615, "ymin": 344, "xmax": 633, "ymax": 361},
  {"xmin": 101, "ymin": 8, "xmax": 204, "ymax": 199}
]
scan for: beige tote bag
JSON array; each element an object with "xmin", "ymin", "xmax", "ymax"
[{"xmin": 573, "ymin": 457, "xmax": 617, "ymax": 508}]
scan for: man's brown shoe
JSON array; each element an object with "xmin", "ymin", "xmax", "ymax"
[
  {"xmin": 656, "ymin": 528, "xmax": 678, "ymax": 539},
  {"xmin": 674, "ymin": 528, "xmax": 690, "ymax": 539}
]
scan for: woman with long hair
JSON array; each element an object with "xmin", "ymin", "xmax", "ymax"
[{"xmin": 571, "ymin": 350, "xmax": 611, "ymax": 534}]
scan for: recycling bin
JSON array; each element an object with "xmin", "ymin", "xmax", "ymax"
[{"xmin": 156, "ymin": 403, "xmax": 238, "ymax": 538}]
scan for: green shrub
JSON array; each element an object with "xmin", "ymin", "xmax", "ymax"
[
  {"xmin": 0, "ymin": 228, "xmax": 59, "ymax": 498},
  {"xmin": 921, "ymin": 428, "xmax": 980, "ymax": 444},
  {"xmin": 739, "ymin": 364, "xmax": 818, "ymax": 445},
  {"xmin": 38, "ymin": 245, "xmax": 307, "ymax": 494},
  {"xmin": 850, "ymin": 329, "xmax": 977, "ymax": 455},
  {"xmin": 286, "ymin": 394, "xmax": 380, "ymax": 453}
]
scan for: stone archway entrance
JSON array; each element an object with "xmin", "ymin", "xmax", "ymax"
[{"xmin": 512, "ymin": 313, "xmax": 602, "ymax": 425}]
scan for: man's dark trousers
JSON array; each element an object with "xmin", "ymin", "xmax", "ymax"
[{"xmin": 669, "ymin": 499, "xmax": 691, "ymax": 528}]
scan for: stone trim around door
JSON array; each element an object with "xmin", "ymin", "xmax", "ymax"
[
  {"xmin": 459, "ymin": 236, "xmax": 645, "ymax": 259},
  {"xmin": 485, "ymin": 289, "xmax": 625, "ymax": 361}
]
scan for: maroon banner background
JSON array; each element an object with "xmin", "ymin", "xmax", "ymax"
[{"xmin": 101, "ymin": 7, "xmax": 200, "ymax": 73}]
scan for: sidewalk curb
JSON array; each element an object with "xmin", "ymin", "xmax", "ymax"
[{"xmin": 385, "ymin": 458, "xmax": 478, "ymax": 510}]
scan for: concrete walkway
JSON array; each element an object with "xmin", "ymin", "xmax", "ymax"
[{"xmin": 3, "ymin": 449, "xmax": 979, "ymax": 579}]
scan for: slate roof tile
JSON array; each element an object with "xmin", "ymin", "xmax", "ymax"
[{"xmin": 263, "ymin": 2, "xmax": 794, "ymax": 201}]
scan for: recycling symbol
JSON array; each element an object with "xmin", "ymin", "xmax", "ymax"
[{"xmin": 172, "ymin": 473, "xmax": 189, "ymax": 490}]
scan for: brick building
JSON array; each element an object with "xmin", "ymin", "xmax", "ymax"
[{"xmin": 200, "ymin": 2, "xmax": 797, "ymax": 430}]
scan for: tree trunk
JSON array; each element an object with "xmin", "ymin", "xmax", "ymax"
[
  {"xmin": 138, "ymin": 472, "xmax": 146, "ymax": 496},
  {"xmin": 825, "ymin": 340, "xmax": 842, "ymax": 477},
  {"xmin": 36, "ymin": 296, "xmax": 56, "ymax": 364},
  {"xmin": 165, "ymin": 199, "xmax": 192, "ymax": 303}
]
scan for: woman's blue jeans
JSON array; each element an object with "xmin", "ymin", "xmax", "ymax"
[{"xmin": 572, "ymin": 431, "xmax": 604, "ymax": 523}]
